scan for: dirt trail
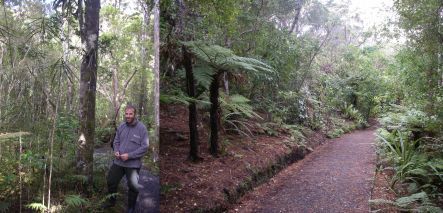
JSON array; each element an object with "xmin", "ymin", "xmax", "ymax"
[
  {"xmin": 233, "ymin": 128, "xmax": 377, "ymax": 213},
  {"xmin": 94, "ymin": 146, "xmax": 159, "ymax": 213}
]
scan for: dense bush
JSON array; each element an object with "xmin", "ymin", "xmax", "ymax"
[{"xmin": 375, "ymin": 108, "xmax": 443, "ymax": 211}]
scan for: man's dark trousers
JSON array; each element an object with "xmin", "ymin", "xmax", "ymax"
[{"xmin": 107, "ymin": 163, "xmax": 141, "ymax": 208}]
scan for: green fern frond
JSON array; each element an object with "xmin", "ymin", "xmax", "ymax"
[
  {"xmin": 182, "ymin": 41, "xmax": 274, "ymax": 79},
  {"xmin": 193, "ymin": 65, "xmax": 214, "ymax": 89},
  {"xmin": 64, "ymin": 194, "xmax": 89, "ymax": 207},
  {"xmin": 220, "ymin": 94, "xmax": 261, "ymax": 119},
  {"xmin": 370, "ymin": 192, "xmax": 442, "ymax": 212},
  {"xmin": 26, "ymin": 203, "xmax": 47, "ymax": 212},
  {"xmin": 98, "ymin": 193, "xmax": 120, "ymax": 205}
]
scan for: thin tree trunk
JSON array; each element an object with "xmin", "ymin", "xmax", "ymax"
[
  {"xmin": 0, "ymin": 44, "xmax": 3, "ymax": 123},
  {"xmin": 47, "ymin": 68, "xmax": 63, "ymax": 212},
  {"xmin": 223, "ymin": 72, "xmax": 229, "ymax": 96},
  {"xmin": 209, "ymin": 72, "xmax": 220, "ymax": 156},
  {"xmin": 61, "ymin": 1, "xmax": 73, "ymax": 113},
  {"xmin": 153, "ymin": 0, "xmax": 160, "ymax": 146},
  {"xmin": 76, "ymin": 0, "xmax": 100, "ymax": 195},
  {"xmin": 138, "ymin": 0, "xmax": 151, "ymax": 118},
  {"xmin": 288, "ymin": 0, "xmax": 304, "ymax": 34},
  {"xmin": 19, "ymin": 135, "xmax": 22, "ymax": 213}
]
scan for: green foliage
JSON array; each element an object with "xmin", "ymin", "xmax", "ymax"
[
  {"xmin": 379, "ymin": 107, "xmax": 438, "ymax": 133},
  {"xmin": 369, "ymin": 192, "xmax": 443, "ymax": 212},
  {"xmin": 182, "ymin": 41, "xmax": 275, "ymax": 79},
  {"xmin": 326, "ymin": 128, "xmax": 345, "ymax": 139},
  {"xmin": 26, "ymin": 203, "xmax": 47, "ymax": 212},
  {"xmin": 376, "ymin": 130, "xmax": 437, "ymax": 189},
  {"xmin": 220, "ymin": 94, "xmax": 261, "ymax": 119},
  {"xmin": 220, "ymin": 94, "xmax": 260, "ymax": 138},
  {"xmin": 64, "ymin": 194, "xmax": 89, "ymax": 208},
  {"xmin": 283, "ymin": 124, "xmax": 307, "ymax": 146},
  {"xmin": 376, "ymin": 106, "xmax": 443, "ymax": 208},
  {"xmin": 342, "ymin": 104, "xmax": 367, "ymax": 128}
]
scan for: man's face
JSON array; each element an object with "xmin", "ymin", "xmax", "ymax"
[{"xmin": 125, "ymin": 108, "xmax": 136, "ymax": 124}]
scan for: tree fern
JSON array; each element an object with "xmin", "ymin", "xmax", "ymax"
[
  {"xmin": 182, "ymin": 40, "xmax": 274, "ymax": 155},
  {"xmin": 182, "ymin": 41, "xmax": 274, "ymax": 77}
]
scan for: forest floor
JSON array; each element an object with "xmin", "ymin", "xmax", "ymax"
[
  {"xmin": 160, "ymin": 105, "xmax": 326, "ymax": 212},
  {"xmin": 160, "ymin": 104, "xmax": 396, "ymax": 212},
  {"xmin": 94, "ymin": 145, "xmax": 160, "ymax": 213}
]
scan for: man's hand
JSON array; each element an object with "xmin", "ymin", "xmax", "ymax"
[
  {"xmin": 120, "ymin": 153, "xmax": 129, "ymax": 161},
  {"xmin": 114, "ymin": 152, "xmax": 120, "ymax": 159}
]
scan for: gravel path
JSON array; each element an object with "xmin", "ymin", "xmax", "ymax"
[
  {"xmin": 94, "ymin": 146, "xmax": 159, "ymax": 213},
  {"xmin": 234, "ymin": 128, "xmax": 377, "ymax": 213}
]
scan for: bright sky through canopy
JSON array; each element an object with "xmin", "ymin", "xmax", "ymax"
[{"xmin": 347, "ymin": 0, "xmax": 394, "ymax": 29}]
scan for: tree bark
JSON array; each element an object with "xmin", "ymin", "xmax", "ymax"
[
  {"xmin": 176, "ymin": 0, "xmax": 201, "ymax": 160},
  {"xmin": 183, "ymin": 46, "xmax": 200, "ymax": 161},
  {"xmin": 288, "ymin": 0, "xmax": 304, "ymax": 34},
  {"xmin": 138, "ymin": 0, "xmax": 151, "ymax": 118},
  {"xmin": 209, "ymin": 72, "xmax": 221, "ymax": 156},
  {"xmin": 76, "ymin": 0, "xmax": 100, "ymax": 196},
  {"xmin": 153, "ymin": 0, "xmax": 160, "ymax": 146}
]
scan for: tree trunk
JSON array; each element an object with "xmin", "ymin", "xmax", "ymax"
[
  {"xmin": 138, "ymin": 0, "xmax": 151, "ymax": 119},
  {"xmin": 61, "ymin": 2, "xmax": 73, "ymax": 113},
  {"xmin": 209, "ymin": 72, "xmax": 220, "ymax": 156},
  {"xmin": 76, "ymin": 0, "xmax": 100, "ymax": 196},
  {"xmin": 176, "ymin": 0, "xmax": 201, "ymax": 161},
  {"xmin": 288, "ymin": 0, "xmax": 304, "ymax": 34},
  {"xmin": 152, "ymin": 0, "xmax": 160, "ymax": 146},
  {"xmin": 183, "ymin": 46, "xmax": 201, "ymax": 161}
]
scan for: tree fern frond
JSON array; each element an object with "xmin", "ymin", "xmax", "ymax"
[
  {"xmin": 182, "ymin": 41, "xmax": 275, "ymax": 80},
  {"xmin": 220, "ymin": 93, "xmax": 261, "ymax": 119},
  {"xmin": 193, "ymin": 65, "xmax": 214, "ymax": 89},
  {"xmin": 64, "ymin": 194, "xmax": 89, "ymax": 207},
  {"xmin": 26, "ymin": 203, "xmax": 47, "ymax": 212}
]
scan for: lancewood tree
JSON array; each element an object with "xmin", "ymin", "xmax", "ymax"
[
  {"xmin": 76, "ymin": 0, "xmax": 100, "ymax": 195},
  {"xmin": 184, "ymin": 41, "xmax": 274, "ymax": 156}
]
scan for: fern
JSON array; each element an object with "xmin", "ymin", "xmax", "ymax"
[
  {"xmin": 370, "ymin": 192, "xmax": 443, "ymax": 212},
  {"xmin": 193, "ymin": 65, "xmax": 214, "ymax": 89},
  {"xmin": 68, "ymin": 174, "xmax": 89, "ymax": 184},
  {"xmin": 64, "ymin": 194, "xmax": 89, "ymax": 207},
  {"xmin": 26, "ymin": 203, "xmax": 47, "ymax": 212},
  {"xmin": 220, "ymin": 94, "xmax": 261, "ymax": 119},
  {"xmin": 182, "ymin": 41, "xmax": 274, "ymax": 78},
  {"xmin": 98, "ymin": 193, "xmax": 120, "ymax": 205}
]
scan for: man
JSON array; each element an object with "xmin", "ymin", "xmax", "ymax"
[{"xmin": 103, "ymin": 105, "xmax": 149, "ymax": 213}]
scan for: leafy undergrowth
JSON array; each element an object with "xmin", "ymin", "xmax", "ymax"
[
  {"xmin": 160, "ymin": 104, "xmax": 330, "ymax": 212},
  {"xmin": 370, "ymin": 107, "xmax": 443, "ymax": 212}
]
